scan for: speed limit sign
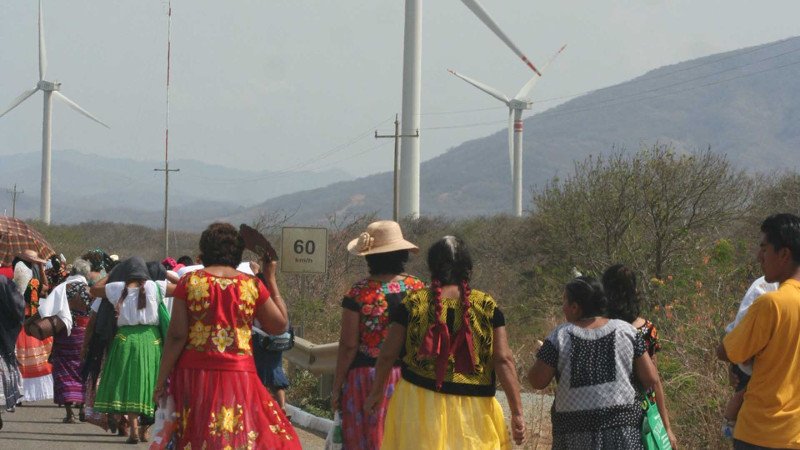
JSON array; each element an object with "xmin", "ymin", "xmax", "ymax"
[{"xmin": 280, "ymin": 227, "xmax": 328, "ymax": 273}]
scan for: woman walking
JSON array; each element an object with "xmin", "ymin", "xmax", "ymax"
[
  {"xmin": 14, "ymin": 250, "xmax": 55, "ymax": 402},
  {"xmin": 603, "ymin": 264, "xmax": 677, "ymax": 448},
  {"xmin": 89, "ymin": 257, "xmax": 171, "ymax": 443},
  {"xmin": 331, "ymin": 220, "xmax": 425, "ymax": 449},
  {"xmin": 367, "ymin": 236, "xmax": 525, "ymax": 450},
  {"xmin": 0, "ymin": 273, "xmax": 25, "ymax": 429},
  {"xmin": 153, "ymin": 223, "xmax": 300, "ymax": 449},
  {"xmin": 528, "ymin": 276, "xmax": 661, "ymax": 449},
  {"xmin": 49, "ymin": 259, "xmax": 93, "ymax": 423}
]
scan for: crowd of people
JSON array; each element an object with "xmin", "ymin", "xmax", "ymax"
[
  {"xmin": 0, "ymin": 223, "xmax": 300, "ymax": 448},
  {"xmin": 0, "ymin": 214, "xmax": 799, "ymax": 449}
]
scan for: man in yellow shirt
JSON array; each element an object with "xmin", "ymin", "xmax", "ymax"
[{"xmin": 718, "ymin": 213, "xmax": 800, "ymax": 449}]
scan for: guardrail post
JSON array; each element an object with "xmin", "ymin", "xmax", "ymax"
[{"xmin": 319, "ymin": 373, "xmax": 334, "ymax": 399}]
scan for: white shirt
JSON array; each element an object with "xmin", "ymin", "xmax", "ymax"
[
  {"xmin": 39, "ymin": 275, "xmax": 88, "ymax": 334},
  {"xmin": 726, "ymin": 276, "xmax": 778, "ymax": 375},
  {"xmin": 95, "ymin": 280, "xmax": 167, "ymax": 326},
  {"xmin": 177, "ymin": 264, "xmax": 204, "ymax": 278}
]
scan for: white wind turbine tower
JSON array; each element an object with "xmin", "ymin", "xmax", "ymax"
[
  {"xmin": 0, "ymin": 0, "xmax": 109, "ymax": 225},
  {"xmin": 449, "ymin": 45, "xmax": 565, "ymax": 217},
  {"xmin": 397, "ymin": 0, "xmax": 543, "ymax": 219}
]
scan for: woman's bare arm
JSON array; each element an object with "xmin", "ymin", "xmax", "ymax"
[
  {"xmin": 331, "ymin": 309, "xmax": 360, "ymax": 411},
  {"xmin": 364, "ymin": 323, "xmax": 406, "ymax": 414},
  {"xmin": 153, "ymin": 297, "xmax": 189, "ymax": 401},
  {"xmin": 493, "ymin": 326, "xmax": 525, "ymax": 445}
]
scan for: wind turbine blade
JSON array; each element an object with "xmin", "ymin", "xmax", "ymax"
[
  {"xmin": 448, "ymin": 69, "xmax": 510, "ymax": 105},
  {"xmin": 53, "ymin": 91, "xmax": 110, "ymax": 128},
  {"xmin": 0, "ymin": 88, "xmax": 40, "ymax": 119},
  {"xmin": 38, "ymin": 0, "xmax": 47, "ymax": 80},
  {"xmin": 460, "ymin": 0, "xmax": 541, "ymax": 76},
  {"xmin": 514, "ymin": 44, "xmax": 567, "ymax": 100},
  {"xmin": 508, "ymin": 109, "xmax": 514, "ymax": 182}
]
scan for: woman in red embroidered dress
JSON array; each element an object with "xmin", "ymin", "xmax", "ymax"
[{"xmin": 154, "ymin": 223, "xmax": 300, "ymax": 449}]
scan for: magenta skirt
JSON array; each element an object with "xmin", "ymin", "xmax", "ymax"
[
  {"xmin": 51, "ymin": 315, "xmax": 89, "ymax": 404},
  {"xmin": 340, "ymin": 366, "xmax": 401, "ymax": 450}
]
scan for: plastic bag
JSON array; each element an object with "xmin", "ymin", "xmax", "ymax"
[
  {"xmin": 324, "ymin": 411, "xmax": 343, "ymax": 450},
  {"xmin": 641, "ymin": 394, "xmax": 672, "ymax": 450},
  {"xmin": 150, "ymin": 394, "xmax": 178, "ymax": 450}
]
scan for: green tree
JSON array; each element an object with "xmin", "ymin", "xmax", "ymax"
[{"xmin": 531, "ymin": 144, "xmax": 752, "ymax": 279}]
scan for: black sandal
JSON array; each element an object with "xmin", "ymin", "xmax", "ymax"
[{"xmin": 78, "ymin": 406, "xmax": 86, "ymax": 422}]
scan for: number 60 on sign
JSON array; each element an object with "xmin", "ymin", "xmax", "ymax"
[{"xmin": 280, "ymin": 227, "xmax": 328, "ymax": 273}]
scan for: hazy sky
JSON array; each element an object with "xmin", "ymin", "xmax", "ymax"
[{"xmin": 1, "ymin": 0, "xmax": 798, "ymax": 181}]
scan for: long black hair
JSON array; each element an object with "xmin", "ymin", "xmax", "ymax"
[{"xmin": 602, "ymin": 264, "xmax": 640, "ymax": 323}]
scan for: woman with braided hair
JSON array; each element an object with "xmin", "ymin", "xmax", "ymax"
[
  {"xmin": 331, "ymin": 220, "xmax": 424, "ymax": 449},
  {"xmin": 366, "ymin": 236, "xmax": 525, "ymax": 449}
]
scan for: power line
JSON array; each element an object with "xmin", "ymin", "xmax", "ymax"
[
  {"xmin": 533, "ymin": 57, "xmax": 800, "ymax": 121},
  {"xmin": 201, "ymin": 115, "xmax": 395, "ymax": 184},
  {"xmin": 420, "ymin": 38, "xmax": 799, "ymax": 117},
  {"xmin": 421, "ymin": 45, "xmax": 800, "ymax": 131},
  {"xmin": 535, "ymin": 45, "xmax": 800, "ymax": 115}
]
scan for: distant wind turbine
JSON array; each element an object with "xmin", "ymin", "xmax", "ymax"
[
  {"xmin": 448, "ymin": 45, "xmax": 566, "ymax": 216},
  {"xmin": 0, "ymin": 0, "xmax": 109, "ymax": 224}
]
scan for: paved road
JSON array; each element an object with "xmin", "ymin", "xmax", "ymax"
[
  {"xmin": 0, "ymin": 395, "xmax": 548, "ymax": 449},
  {"xmin": 0, "ymin": 400, "xmax": 325, "ymax": 449}
]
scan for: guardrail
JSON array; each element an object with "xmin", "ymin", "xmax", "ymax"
[{"xmin": 284, "ymin": 336, "xmax": 339, "ymax": 398}]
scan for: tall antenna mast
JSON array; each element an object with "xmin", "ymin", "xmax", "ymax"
[{"xmin": 154, "ymin": 0, "xmax": 179, "ymax": 257}]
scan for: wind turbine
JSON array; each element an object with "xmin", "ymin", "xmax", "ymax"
[
  {"xmin": 0, "ymin": 0, "xmax": 109, "ymax": 225},
  {"xmin": 398, "ymin": 0, "xmax": 543, "ymax": 219},
  {"xmin": 448, "ymin": 45, "xmax": 565, "ymax": 217},
  {"xmin": 460, "ymin": 0, "xmax": 542, "ymax": 75}
]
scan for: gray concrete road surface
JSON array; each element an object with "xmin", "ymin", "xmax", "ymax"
[{"xmin": 0, "ymin": 400, "xmax": 325, "ymax": 449}]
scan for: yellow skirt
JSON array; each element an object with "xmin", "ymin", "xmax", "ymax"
[{"xmin": 382, "ymin": 379, "xmax": 511, "ymax": 450}]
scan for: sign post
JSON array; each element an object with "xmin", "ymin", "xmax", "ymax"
[{"xmin": 280, "ymin": 227, "xmax": 328, "ymax": 274}]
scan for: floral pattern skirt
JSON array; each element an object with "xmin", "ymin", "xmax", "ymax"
[
  {"xmin": 170, "ymin": 365, "xmax": 301, "ymax": 449},
  {"xmin": 340, "ymin": 366, "xmax": 401, "ymax": 450}
]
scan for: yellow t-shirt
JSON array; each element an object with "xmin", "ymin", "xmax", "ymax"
[{"xmin": 724, "ymin": 278, "xmax": 800, "ymax": 448}]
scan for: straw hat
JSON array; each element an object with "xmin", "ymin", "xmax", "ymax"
[
  {"xmin": 16, "ymin": 249, "xmax": 46, "ymax": 265},
  {"xmin": 347, "ymin": 220, "xmax": 419, "ymax": 256}
]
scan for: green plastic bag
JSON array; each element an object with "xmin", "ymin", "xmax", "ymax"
[
  {"xmin": 155, "ymin": 282, "xmax": 171, "ymax": 345},
  {"xmin": 642, "ymin": 394, "xmax": 672, "ymax": 450}
]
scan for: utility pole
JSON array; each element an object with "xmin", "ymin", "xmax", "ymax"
[
  {"xmin": 6, "ymin": 184, "xmax": 23, "ymax": 218},
  {"xmin": 154, "ymin": 0, "xmax": 179, "ymax": 258},
  {"xmin": 376, "ymin": 114, "xmax": 419, "ymax": 221}
]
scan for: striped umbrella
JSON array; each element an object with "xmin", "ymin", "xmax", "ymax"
[{"xmin": 0, "ymin": 216, "xmax": 55, "ymax": 266}]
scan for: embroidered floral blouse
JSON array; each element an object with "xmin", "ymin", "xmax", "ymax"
[
  {"xmin": 637, "ymin": 319, "xmax": 661, "ymax": 357},
  {"xmin": 173, "ymin": 270, "xmax": 270, "ymax": 372},
  {"xmin": 341, "ymin": 275, "xmax": 425, "ymax": 368}
]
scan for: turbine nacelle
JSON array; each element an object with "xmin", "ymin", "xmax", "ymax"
[
  {"xmin": 508, "ymin": 99, "xmax": 531, "ymax": 110},
  {"xmin": 37, "ymin": 80, "xmax": 60, "ymax": 91}
]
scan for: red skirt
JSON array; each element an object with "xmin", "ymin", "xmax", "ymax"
[{"xmin": 170, "ymin": 365, "xmax": 301, "ymax": 449}]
